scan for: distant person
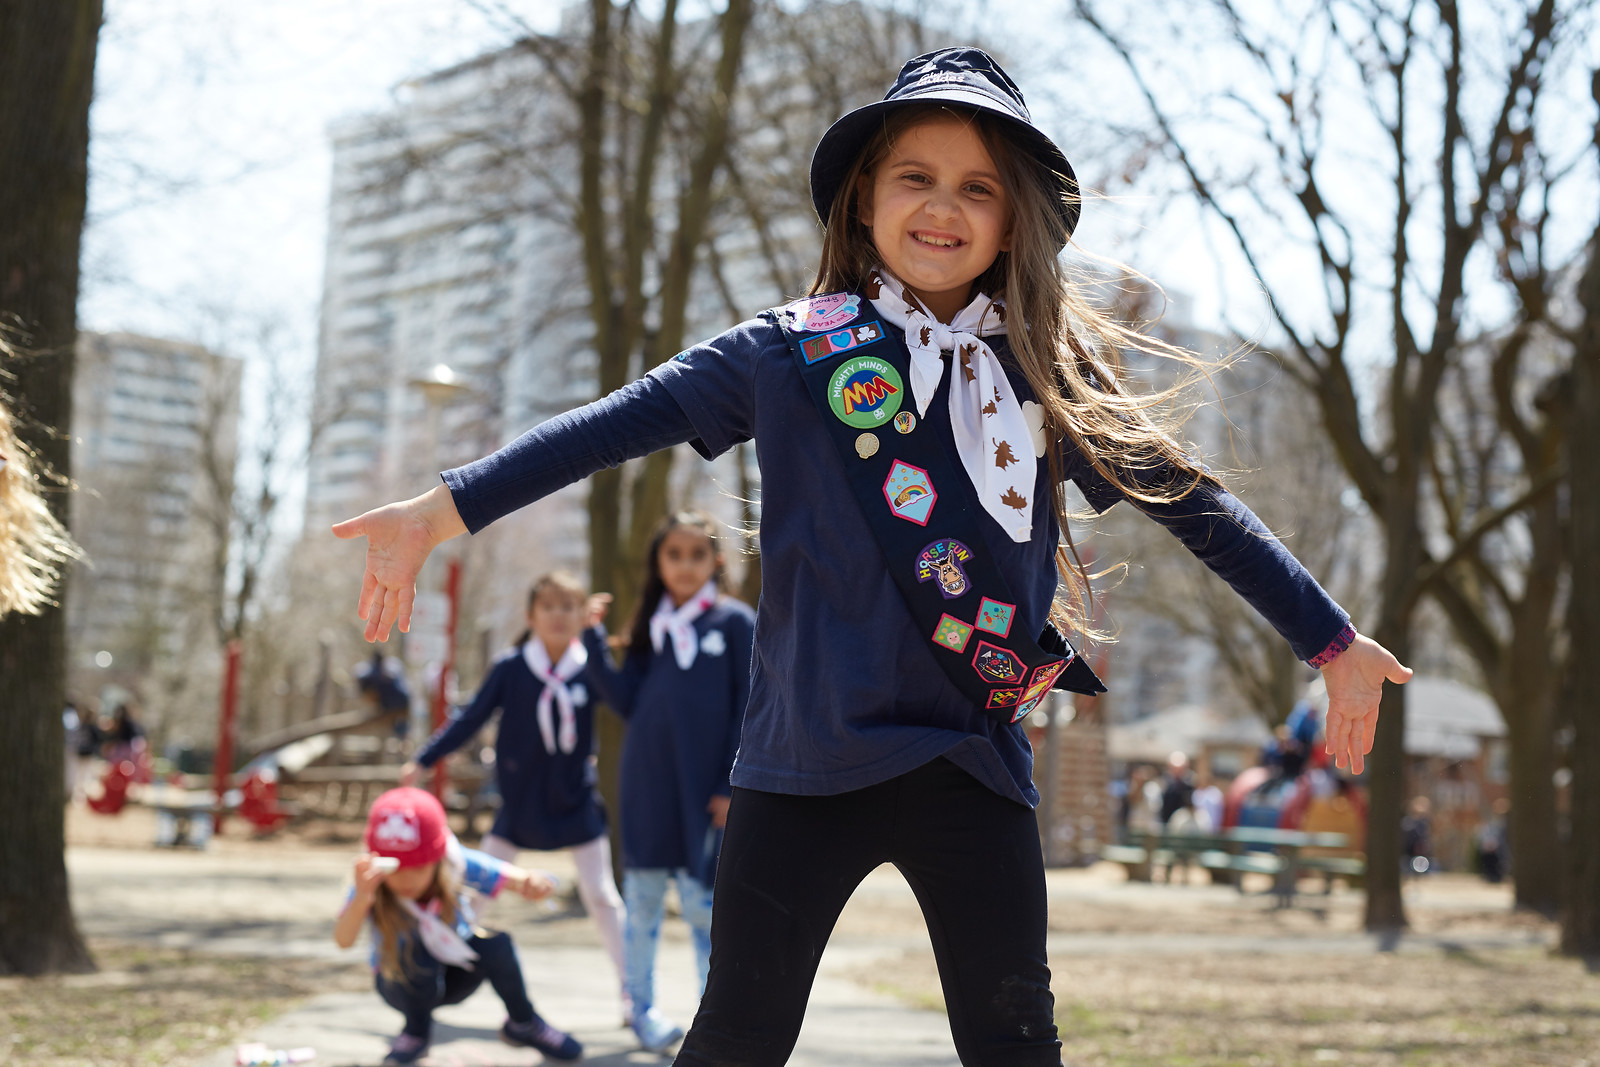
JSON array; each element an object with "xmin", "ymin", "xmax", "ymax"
[
  {"xmin": 103, "ymin": 702, "xmax": 146, "ymax": 766},
  {"xmin": 1158, "ymin": 751, "xmax": 1196, "ymax": 825},
  {"xmin": 400, "ymin": 572, "xmax": 627, "ymax": 1020},
  {"xmin": 1191, "ymin": 772, "xmax": 1224, "ymax": 833},
  {"xmin": 355, "ymin": 649, "xmax": 412, "ymax": 723},
  {"xmin": 1402, "ymin": 795, "xmax": 1434, "ymax": 875},
  {"xmin": 584, "ymin": 511, "xmax": 755, "ymax": 1052},
  {"xmin": 333, "ymin": 787, "xmax": 579, "ymax": 1065},
  {"xmin": 1476, "ymin": 797, "xmax": 1510, "ymax": 883}
]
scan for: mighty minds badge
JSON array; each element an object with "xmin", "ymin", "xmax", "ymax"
[{"xmin": 828, "ymin": 355, "xmax": 904, "ymax": 429}]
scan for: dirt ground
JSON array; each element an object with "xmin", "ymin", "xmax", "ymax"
[
  {"xmin": 20, "ymin": 804, "xmax": 1600, "ymax": 1067},
  {"xmin": 869, "ymin": 946, "xmax": 1599, "ymax": 1066}
]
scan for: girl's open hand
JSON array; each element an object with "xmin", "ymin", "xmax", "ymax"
[
  {"xmin": 585, "ymin": 593, "xmax": 613, "ymax": 629},
  {"xmin": 331, "ymin": 485, "xmax": 467, "ymax": 642},
  {"xmin": 506, "ymin": 867, "xmax": 557, "ymax": 901},
  {"xmin": 1320, "ymin": 633, "xmax": 1412, "ymax": 775},
  {"xmin": 398, "ymin": 761, "xmax": 422, "ymax": 788}
]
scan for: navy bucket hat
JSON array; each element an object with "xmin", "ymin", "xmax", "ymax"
[{"xmin": 810, "ymin": 47, "xmax": 1081, "ymax": 246}]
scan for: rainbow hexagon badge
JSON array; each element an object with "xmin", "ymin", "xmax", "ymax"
[
  {"xmin": 882, "ymin": 459, "xmax": 937, "ymax": 525},
  {"xmin": 829, "ymin": 355, "xmax": 904, "ymax": 428}
]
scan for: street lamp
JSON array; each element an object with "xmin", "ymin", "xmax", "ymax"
[{"xmin": 406, "ymin": 363, "xmax": 470, "ymax": 801}]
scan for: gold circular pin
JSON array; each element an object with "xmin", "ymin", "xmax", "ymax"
[
  {"xmin": 894, "ymin": 411, "xmax": 916, "ymax": 434},
  {"xmin": 855, "ymin": 432, "xmax": 880, "ymax": 459}
]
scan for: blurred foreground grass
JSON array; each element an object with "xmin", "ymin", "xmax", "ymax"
[
  {"xmin": 0, "ymin": 939, "xmax": 368, "ymax": 1067},
  {"xmin": 873, "ymin": 945, "xmax": 1600, "ymax": 1066}
]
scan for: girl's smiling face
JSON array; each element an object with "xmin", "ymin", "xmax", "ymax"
[
  {"xmin": 857, "ymin": 114, "xmax": 1012, "ymax": 323},
  {"xmin": 657, "ymin": 526, "xmax": 719, "ymax": 608}
]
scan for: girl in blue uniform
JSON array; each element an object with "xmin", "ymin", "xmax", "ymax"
[
  {"xmin": 400, "ymin": 571, "xmax": 629, "ymax": 1019},
  {"xmin": 583, "ymin": 511, "xmax": 755, "ymax": 1052},
  {"xmin": 337, "ymin": 47, "xmax": 1410, "ymax": 1067}
]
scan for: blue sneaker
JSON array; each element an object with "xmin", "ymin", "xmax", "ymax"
[
  {"xmin": 502, "ymin": 1016, "xmax": 583, "ymax": 1061},
  {"xmin": 631, "ymin": 1007, "xmax": 685, "ymax": 1054},
  {"xmin": 383, "ymin": 1031, "xmax": 429, "ymax": 1064}
]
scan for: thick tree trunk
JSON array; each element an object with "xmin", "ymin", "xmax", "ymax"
[
  {"xmin": 1496, "ymin": 670, "xmax": 1562, "ymax": 915},
  {"xmin": 1560, "ymin": 113, "xmax": 1600, "ymax": 957},
  {"xmin": 1364, "ymin": 618, "xmax": 1410, "ymax": 931},
  {"xmin": 0, "ymin": 0, "xmax": 102, "ymax": 976}
]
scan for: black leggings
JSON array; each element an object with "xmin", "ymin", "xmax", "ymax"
[
  {"xmin": 674, "ymin": 757, "xmax": 1059, "ymax": 1066},
  {"xmin": 375, "ymin": 930, "xmax": 535, "ymax": 1038}
]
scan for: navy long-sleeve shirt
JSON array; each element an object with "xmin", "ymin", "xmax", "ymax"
[
  {"xmin": 582, "ymin": 597, "xmax": 755, "ymax": 884},
  {"xmin": 414, "ymin": 647, "xmax": 607, "ymax": 850},
  {"xmin": 443, "ymin": 316, "xmax": 1350, "ymax": 808}
]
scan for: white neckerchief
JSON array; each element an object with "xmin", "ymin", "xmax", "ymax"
[
  {"xmin": 866, "ymin": 268, "xmax": 1037, "ymax": 542},
  {"xmin": 649, "ymin": 581, "xmax": 718, "ymax": 670},
  {"xmin": 522, "ymin": 638, "xmax": 588, "ymax": 755},
  {"xmin": 398, "ymin": 896, "xmax": 479, "ymax": 968}
]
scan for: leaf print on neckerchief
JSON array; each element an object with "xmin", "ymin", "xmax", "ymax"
[{"xmin": 865, "ymin": 267, "xmax": 1036, "ymax": 541}]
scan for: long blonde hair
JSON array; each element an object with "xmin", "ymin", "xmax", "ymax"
[
  {"xmin": 368, "ymin": 861, "xmax": 464, "ymax": 985},
  {"xmin": 0, "ymin": 391, "xmax": 81, "ymax": 621},
  {"xmin": 811, "ymin": 103, "xmax": 1222, "ymax": 636}
]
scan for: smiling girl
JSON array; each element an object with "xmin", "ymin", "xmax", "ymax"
[{"xmin": 336, "ymin": 48, "xmax": 1409, "ymax": 1066}]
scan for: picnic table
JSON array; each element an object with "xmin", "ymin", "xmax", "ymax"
[{"xmin": 1101, "ymin": 826, "xmax": 1363, "ymax": 907}]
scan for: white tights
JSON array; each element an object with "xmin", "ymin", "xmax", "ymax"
[{"xmin": 479, "ymin": 832, "xmax": 628, "ymax": 1000}]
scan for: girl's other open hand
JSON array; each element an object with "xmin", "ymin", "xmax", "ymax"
[
  {"xmin": 331, "ymin": 485, "xmax": 467, "ymax": 642},
  {"xmin": 585, "ymin": 593, "xmax": 613, "ymax": 629},
  {"xmin": 1320, "ymin": 633, "xmax": 1412, "ymax": 775},
  {"xmin": 507, "ymin": 867, "xmax": 557, "ymax": 901}
]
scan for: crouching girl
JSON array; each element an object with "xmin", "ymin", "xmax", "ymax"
[{"xmin": 333, "ymin": 787, "xmax": 583, "ymax": 1065}]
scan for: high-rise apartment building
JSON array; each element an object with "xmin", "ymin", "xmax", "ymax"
[{"xmin": 66, "ymin": 331, "xmax": 242, "ymax": 727}]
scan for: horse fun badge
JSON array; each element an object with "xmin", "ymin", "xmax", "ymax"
[
  {"xmin": 828, "ymin": 355, "xmax": 904, "ymax": 428},
  {"xmin": 882, "ymin": 459, "xmax": 936, "ymax": 525},
  {"xmin": 916, "ymin": 539, "xmax": 973, "ymax": 599}
]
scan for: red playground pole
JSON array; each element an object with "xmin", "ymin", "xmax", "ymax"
[
  {"xmin": 214, "ymin": 639, "xmax": 242, "ymax": 833},
  {"xmin": 431, "ymin": 558, "xmax": 462, "ymax": 802}
]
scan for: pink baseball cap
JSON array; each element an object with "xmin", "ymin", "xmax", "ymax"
[{"xmin": 364, "ymin": 787, "xmax": 449, "ymax": 868}]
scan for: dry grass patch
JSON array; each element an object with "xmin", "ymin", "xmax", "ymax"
[
  {"xmin": 867, "ymin": 947, "xmax": 1600, "ymax": 1066},
  {"xmin": 0, "ymin": 939, "xmax": 369, "ymax": 1067}
]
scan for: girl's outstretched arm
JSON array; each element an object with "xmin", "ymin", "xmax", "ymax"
[
  {"xmin": 1319, "ymin": 634, "xmax": 1412, "ymax": 775},
  {"xmin": 334, "ymin": 375, "xmax": 702, "ymax": 643},
  {"xmin": 332, "ymin": 485, "xmax": 466, "ymax": 642}
]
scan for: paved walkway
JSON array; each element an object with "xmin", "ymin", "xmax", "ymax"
[
  {"xmin": 68, "ymin": 844, "xmax": 964, "ymax": 1066},
  {"xmin": 66, "ymin": 833, "xmax": 1535, "ymax": 1066}
]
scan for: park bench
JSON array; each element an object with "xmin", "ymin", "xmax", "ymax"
[{"xmin": 1101, "ymin": 827, "xmax": 1357, "ymax": 907}]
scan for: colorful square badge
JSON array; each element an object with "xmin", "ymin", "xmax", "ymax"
[
  {"xmin": 883, "ymin": 460, "xmax": 937, "ymax": 525},
  {"xmin": 802, "ymin": 321, "xmax": 885, "ymax": 364},
  {"xmin": 986, "ymin": 687, "xmax": 1024, "ymax": 710},
  {"xmin": 971, "ymin": 641, "xmax": 1024, "ymax": 685},
  {"xmin": 932, "ymin": 613, "xmax": 974, "ymax": 653},
  {"xmin": 974, "ymin": 597, "xmax": 1015, "ymax": 637}
]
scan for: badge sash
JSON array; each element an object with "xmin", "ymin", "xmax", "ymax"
[{"xmin": 770, "ymin": 293, "xmax": 1106, "ymax": 723}]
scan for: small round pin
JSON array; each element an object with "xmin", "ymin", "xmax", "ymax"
[
  {"xmin": 855, "ymin": 432, "xmax": 880, "ymax": 459},
  {"xmin": 894, "ymin": 411, "xmax": 916, "ymax": 434}
]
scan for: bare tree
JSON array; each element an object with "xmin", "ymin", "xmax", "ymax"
[
  {"xmin": 1075, "ymin": 0, "xmax": 1597, "ymax": 924},
  {"xmin": 0, "ymin": 0, "xmax": 102, "ymax": 976},
  {"xmin": 1559, "ymin": 72, "xmax": 1600, "ymax": 962}
]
